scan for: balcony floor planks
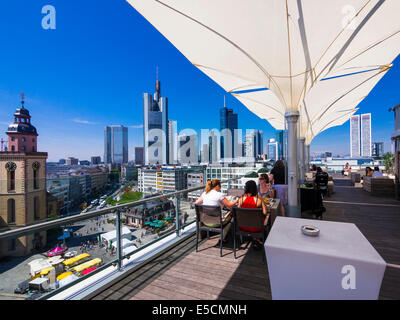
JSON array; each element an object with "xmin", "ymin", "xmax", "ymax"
[{"xmin": 91, "ymin": 233, "xmax": 270, "ymax": 300}]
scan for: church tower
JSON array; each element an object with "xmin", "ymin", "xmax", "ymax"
[{"xmin": 0, "ymin": 92, "xmax": 48, "ymax": 257}]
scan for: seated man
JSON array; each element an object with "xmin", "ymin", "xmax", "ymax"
[{"xmin": 372, "ymin": 167, "xmax": 383, "ymax": 177}]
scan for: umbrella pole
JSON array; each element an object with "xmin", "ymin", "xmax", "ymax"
[
  {"xmin": 298, "ymin": 137, "xmax": 306, "ymax": 184},
  {"xmin": 285, "ymin": 111, "xmax": 301, "ymax": 218},
  {"xmin": 306, "ymin": 144, "xmax": 310, "ymax": 172}
]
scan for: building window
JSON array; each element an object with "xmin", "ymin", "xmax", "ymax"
[
  {"xmin": 8, "ymin": 170, "xmax": 15, "ymax": 191},
  {"xmin": 22, "ymin": 137, "xmax": 26, "ymax": 142},
  {"xmin": 32, "ymin": 138, "xmax": 35, "ymax": 142},
  {"xmin": 32, "ymin": 146, "xmax": 35, "ymax": 152},
  {"xmin": 7, "ymin": 199, "xmax": 16, "ymax": 223},
  {"xmin": 11, "ymin": 137, "xmax": 15, "ymax": 141},
  {"xmin": 33, "ymin": 169, "xmax": 39, "ymax": 189},
  {"xmin": 5, "ymin": 162, "xmax": 17, "ymax": 191},
  {"xmin": 34, "ymin": 197, "xmax": 40, "ymax": 220},
  {"xmin": 11, "ymin": 145, "xmax": 15, "ymax": 151}
]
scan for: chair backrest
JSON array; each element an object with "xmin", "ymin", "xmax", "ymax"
[
  {"xmin": 195, "ymin": 204, "xmax": 222, "ymax": 227},
  {"xmin": 233, "ymin": 207, "xmax": 264, "ymax": 232},
  {"xmin": 315, "ymin": 172, "xmax": 328, "ymax": 186}
]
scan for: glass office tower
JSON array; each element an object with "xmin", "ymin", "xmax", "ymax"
[
  {"xmin": 361, "ymin": 113, "xmax": 372, "ymax": 157},
  {"xmin": 104, "ymin": 125, "xmax": 128, "ymax": 165},
  {"xmin": 220, "ymin": 103, "xmax": 238, "ymax": 160},
  {"xmin": 350, "ymin": 115, "xmax": 361, "ymax": 158}
]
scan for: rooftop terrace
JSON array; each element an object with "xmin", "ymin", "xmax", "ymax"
[{"xmin": 88, "ymin": 175, "xmax": 400, "ymax": 300}]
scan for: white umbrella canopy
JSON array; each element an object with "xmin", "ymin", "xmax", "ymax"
[
  {"xmin": 233, "ymin": 64, "xmax": 390, "ymax": 145},
  {"xmin": 127, "ymin": 0, "xmax": 400, "ymax": 113}
]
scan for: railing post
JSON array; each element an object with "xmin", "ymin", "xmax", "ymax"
[
  {"xmin": 115, "ymin": 209, "xmax": 123, "ymax": 271},
  {"xmin": 175, "ymin": 195, "xmax": 180, "ymax": 237}
]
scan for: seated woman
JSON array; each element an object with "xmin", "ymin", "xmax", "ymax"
[
  {"xmin": 196, "ymin": 179, "xmax": 239, "ymax": 240},
  {"xmin": 365, "ymin": 167, "xmax": 374, "ymax": 177},
  {"xmin": 237, "ymin": 180, "xmax": 268, "ymax": 249},
  {"xmin": 258, "ymin": 173, "xmax": 275, "ymax": 199}
]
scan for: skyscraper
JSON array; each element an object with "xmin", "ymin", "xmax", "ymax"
[
  {"xmin": 104, "ymin": 125, "xmax": 128, "ymax": 165},
  {"xmin": 350, "ymin": 115, "xmax": 361, "ymax": 157},
  {"xmin": 209, "ymin": 131, "xmax": 220, "ymax": 164},
  {"xmin": 361, "ymin": 113, "xmax": 372, "ymax": 157},
  {"xmin": 143, "ymin": 78, "xmax": 169, "ymax": 165},
  {"xmin": 256, "ymin": 130, "xmax": 263, "ymax": 156},
  {"xmin": 268, "ymin": 138, "xmax": 279, "ymax": 161},
  {"xmin": 275, "ymin": 130, "xmax": 285, "ymax": 160},
  {"xmin": 350, "ymin": 114, "xmax": 372, "ymax": 158},
  {"xmin": 168, "ymin": 120, "xmax": 178, "ymax": 164},
  {"xmin": 244, "ymin": 131, "xmax": 256, "ymax": 159},
  {"xmin": 220, "ymin": 98, "xmax": 238, "ymax": 159}
]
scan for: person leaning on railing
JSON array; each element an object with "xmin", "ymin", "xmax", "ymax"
[{"xmin": 195, "ymin": 179, "xmax": 239, "ymax": 241}]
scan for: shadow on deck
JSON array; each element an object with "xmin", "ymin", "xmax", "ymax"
[{"xmin": 89, "ymin": 177, "xmax": 400, "ymax": 300}]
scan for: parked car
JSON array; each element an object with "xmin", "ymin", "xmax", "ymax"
[
  {"xmin": 14, "ymin": 279, "xmax": 30, "ymax": 294},
  {"xmin": 64, "ymin": 250, "xmax": 77, "ymax": 258}
]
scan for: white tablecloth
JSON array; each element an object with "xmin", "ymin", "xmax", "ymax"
[{"xmin": 265, "ymin": 217, "xmax": 386, "ymax": 300}]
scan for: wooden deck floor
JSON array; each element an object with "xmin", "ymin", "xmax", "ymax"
[{"xmin": 90, "ymin": 177, "xmax": 400, "ymax": 300}]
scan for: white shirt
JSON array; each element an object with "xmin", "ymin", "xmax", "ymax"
[{"xmin": 199, "ymin": 190, "xmax": 226, "ymax": 207}]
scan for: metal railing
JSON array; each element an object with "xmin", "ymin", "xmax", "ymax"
[{"xmin": 0, "ymin": 176, "xmax": 243, "ymax": 300}]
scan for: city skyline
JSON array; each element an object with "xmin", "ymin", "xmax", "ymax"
[{"xmin": 0, "ymin": 1, "xmax": 398, "ymax": 162}]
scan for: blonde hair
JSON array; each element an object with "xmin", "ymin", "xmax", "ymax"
[{"xmin": 205, "ymin": 179, "xmax": 221, "ymax": 193}]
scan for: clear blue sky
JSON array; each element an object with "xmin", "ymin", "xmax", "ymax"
[{"xmin": 0, "ymin": 0, "xmax": 398, "ymax": 162}]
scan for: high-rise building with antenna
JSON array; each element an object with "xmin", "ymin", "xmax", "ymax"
[{"xmin": 143, "ymin": 70, "xmax": 169, "ymax": 165}]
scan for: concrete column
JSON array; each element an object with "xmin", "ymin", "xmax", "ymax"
[
  {"xmin": 285, "ymin": 111, "xmax": 301, "ymax": 218},
  {"xmin": 298, "ymin": 138, "xmax": 306, "ymax": 184}
]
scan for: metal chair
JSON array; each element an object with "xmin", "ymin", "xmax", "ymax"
[
  {"xmin": 232, "ymin": 207, "xmax": 268, "ymax": 262},
  {"xmin": 194, "ymin": 204, "xmax": 232, "ymax": 257}
]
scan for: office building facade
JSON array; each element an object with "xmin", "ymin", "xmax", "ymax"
[
  {"xmin": 372, "ymin": 142, "xmax": 384, "ymax": 158},
  {"xmin": 135, "ymin": 147, "xmax": 144, "ymax": 165},
  {"xmin": 268, "ymin": 138, "xmax": 279, "ymax": 161},
  {"xmin": 91, "ymin": 156, "xmax": 101, "ymax": 165},
  {"xmin": 104, "ymin": 125, "xmax": 128, "ymax": 165}
]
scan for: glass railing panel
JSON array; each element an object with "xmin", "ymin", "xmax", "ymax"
[
  {"xmin": 179, "ymin": 191, "xmax": 197, "ymax": 228},
  {"xmin": 121, "ymin": 195, "xmax": 177, "ymax": 252}
]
